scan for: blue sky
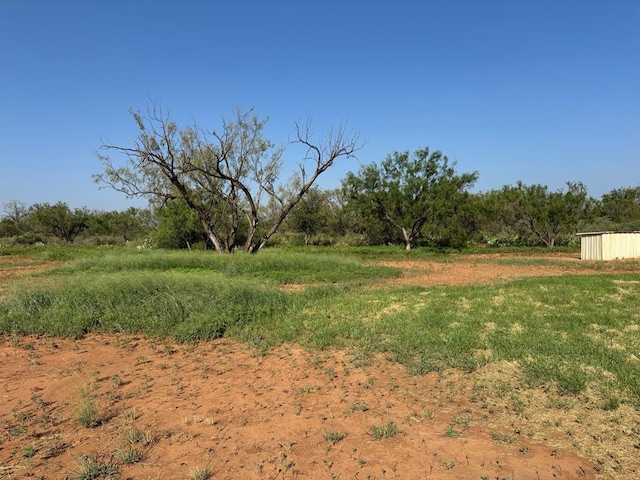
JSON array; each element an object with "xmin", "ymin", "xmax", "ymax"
[{"xmin": 1, "ymin": 0, "xmax": 638, "ymax": 211}]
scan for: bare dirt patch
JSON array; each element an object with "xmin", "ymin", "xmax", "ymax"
[
  {"xmin": 376, "ymin": 252, "xmax": 637, "ymax": 288},
  {"xmin": 0, "ymin": 256, "xmax": 60, "ymax": 280},
  {"xmin": 1, "ymin": 336, "xmax": 601, "ymax": 480}
]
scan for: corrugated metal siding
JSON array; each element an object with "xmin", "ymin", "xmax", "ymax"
[
  {"xmin": 580, "ymin": 234, "xmax": 602, "ymax": 260},
  {"xmin": 578, "ymin": 232, "xmax": 640, "ymax": 260}
]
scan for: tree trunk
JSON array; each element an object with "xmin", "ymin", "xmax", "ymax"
[
  {"xmin": 402, "ymin": 228, "xmax": 412, "ymax": 251},
  {"xmin": 202, "ymin": 221, "xmax": 226, "ymax": 253}
]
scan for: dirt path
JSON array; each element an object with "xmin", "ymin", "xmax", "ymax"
[{"xmin": 1, "ymin": 254, "xmax": 639, "ymax": 479}]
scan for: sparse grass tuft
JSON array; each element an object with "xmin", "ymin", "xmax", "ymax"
[
  {"xmin": 323, "ymin": 430, "xmax": 347, "ymax": 443},
  {"xmin": 604, "ymin": 395, "xmax": 620, "ymax": 411},
  {"xmin": 444, "ymin": 425, "xmax": 461, "ymax": 438},
  {"xmin": 115, "ymin": 445, "xmax": 143, "ymax": 464},
  {"xmin": 76, "ymin": 386, "xmax": 103, "ymax": 428},
  {"xmin": 370, "ymin": 421, "xmax": 399, "ymax": 440},
  {"xmin": 74, "ymin": 454, "xmax": 120, "ymax": 479},
  {"xmin": 189, "ymin": 466, "xmax": 213, "ymax": 480},
  {"xmin": 297, "ymin": 384, "xmax": 319, "ymax": 394},
  {"xmin": 21, "ymin": 445, "xmax": 35, "ymax": 458},
  {"xmin": 490, "ymin": 431, "xmax": 515, "ymax": 444},
  {"xmin": 347, "ymin": 401, "xmax": 370, "ymax": 413}
]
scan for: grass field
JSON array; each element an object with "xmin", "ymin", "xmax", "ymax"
[{"xmin": 2, "ymin": 246, "xmax": 639, "ymax": 406}]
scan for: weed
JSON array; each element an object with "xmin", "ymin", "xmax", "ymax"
[
  {"xmin": 297, "ymin": 385, "xmax": 319, "ymax": 394},
  {"xmin": 117, "ymin": 409, "xmax": 155, "ymax": 461},
  {"xmin": 370, "ymin": 421, "xmax": 399, "ymax": 440},
  {"xmin": 347, "ymin": 402, "xmax": 370, "ymax": 413},
  {"xmin": 31, "ymin": 393, "xmax": 46, "ymax": 411},
  {"xmin": 21, "ymin": 445, "xmax": 35, "ymax": 458},
  {"xmin": 442, "ymin": 460, "xmax": 456, "ymax": 469},
  {"xmin": 490, "ymin": 432, "xmax": 515, "ymax": 444},
  {"xmin": 604, "ymin": 395, "xmax": 620, "ymax": 411},
  {"xmin": 189, "ymin": 466, "xmax": 213, "ymax": 480},
  {"xmin": 444, "ymin": 425, "xmax": 460, "ymax": 438},
  {"xmin": 76, "ymin": 387, "xmax": 103, "ymax": 428},
  {"xmin": 74, "ymin": 454, "xmax": 120, "ymax": 480},
  {"xmin": 115, "ymin": 445, "xmax": 142, "ymax": 464},
  {"xmin": 323, "ymin": 430, "xmax": 347, "ymax": 443},
  {"xmin": 8, "ymin": 424, "xmax": 26, "ymax": 437},
  {"xmin": 451, "ymin": 416, "xmax": 471, "ymax": 428}
]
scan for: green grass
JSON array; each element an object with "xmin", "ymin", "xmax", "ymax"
[
  {"xmin": 74, "ymin": 454, "xmax": 120, "ymax": 480},
  {"xmin": 370, "ymin": 421, "xmax": 399, "ymax": 439},
  {"xmin": 1, "ymin": 246, "xmax": 640, "ymax": 406}
]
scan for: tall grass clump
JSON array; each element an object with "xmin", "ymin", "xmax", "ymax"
[
  {"xmin": 0, "ymin": 248, "xmax": 398, "ymax": 342},
  {"xmin": 0, "ymin": 271, "xmax": 291, "ymax": 341},
  {"xmin": 58, "ymin": 248, "xmax": 398, "ymax": 285}
]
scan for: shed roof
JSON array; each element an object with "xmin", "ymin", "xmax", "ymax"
[{"xmin": 576, "ymin": 231, "xmax": 640, "ymax": 236}]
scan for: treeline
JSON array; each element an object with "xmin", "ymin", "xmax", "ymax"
[{"xmin": 2, "ymin": 180, "xmax": 639, "ymax": 250}]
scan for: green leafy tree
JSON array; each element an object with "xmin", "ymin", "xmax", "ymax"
[
  {"xmin": 30, "ymin": 202, "xmax": 89, "ymax": 243},
  {"xmin": 598, "ymin": 185, "xmax": 640, "ymax": 230},
  {"xmin": 511, "ymin": 181, "xmax": 593, "ymax": 247},
  {"xmin": 343, "ymin": 147, "xmax": 478, "ymax": 250},
  {"xmin": 474, "ymin": 188, "xmax": 527, "ymax": 246},
  {"xmin": 94, "ymin": 104, "xmax": 361, "ymax": 253},
  {"xmin": 153, "ymin": 199, "xmax": 209, "ymax": 249},
  {"xmin": 0, "ymin": 218, "xmax": 20, "ymax": 237},
  {"xmin": 87, "ymin": 207, "xmax": 152, "ymax": 243},
  {"xmin": 285, "ymin": 187, "xmax": 340, "ymax": 245}
]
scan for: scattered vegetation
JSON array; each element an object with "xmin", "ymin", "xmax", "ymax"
[
  {"xmin": 189, "ymin": 466, "xmax": 213, "ymax": 480},
  {"xmin": 370, "ymin": 421, "xmax": 399, "ymax": 440},
  {"xmin": 76, "ymin": 385, "xmax": 103, "ymax": 428},
  {"xmin": 73, "ymin": 454, "xmax": 120, "ymax": 480},
  {"xmin": 323, "ymin": 430, "xmax": 347, "ymax": 443}
]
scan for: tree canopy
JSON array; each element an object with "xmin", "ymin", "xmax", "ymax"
[
  {"xmin": 94, "ymin": 105, "xmax": 361, "ymax": 253},
  {"xmin": 343, "ymin": 147, "xmax": 478, "ymax": 250}
]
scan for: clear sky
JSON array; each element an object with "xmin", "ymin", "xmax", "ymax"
[{"xmin": 1, "ymin": 0, "xmax": 638, "ymax": 211}]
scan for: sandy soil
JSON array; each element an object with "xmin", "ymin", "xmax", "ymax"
[{"xmin": 1, "ymin": 254, "xmax": 638, "ymax": 479}]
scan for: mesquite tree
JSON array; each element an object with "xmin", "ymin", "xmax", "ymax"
[
  {"xmin": 343, "ymin": 147, "xmax": 478, "ymax": 250},
  {"xmin": 94, "ymin": 105, "xmax": 361, "ymax": 253}
]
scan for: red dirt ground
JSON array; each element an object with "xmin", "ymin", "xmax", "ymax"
[{"xmin": 1, "ymin": 254, "xmax": 638, "ymax": 479}]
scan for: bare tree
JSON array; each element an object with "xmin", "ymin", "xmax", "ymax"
[
  {"xmin": 2, "ymin": 200, "xmax": 29, "ymax": 232},
  {"xmin": 94, "ymin": 105, "xmax": 361, "ymax": 253}
]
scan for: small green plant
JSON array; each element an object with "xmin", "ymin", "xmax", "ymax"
[
  {"xmin": 114, "ymin": 409, "xmax": 154, "ymax": 463},
  {"xmin": 31, "ymin": 393, "xmax": 46, "ymax": 411},
  {"xmin": 444, "ymin": 425, "xmax": 460, "ymax": 438},
  {"xmin": 323, "ymin": 430, "xmax": 347, "ymax": 443},
  {"xmin": 21, "ymin": 444, "xmax": 36, "ymax": 458},
  {"xmin": 8, "ymin": 424, "xmax": 27, "ymax": 437},
  {"xmin": 74, "ymin": 454, "xmax": 120, "ymax": 479},
  {"xmin": 370, "ymin": 421, "xmax": 398, "ymax": 440},
  {"xmin": 189, "ymin": 466, "xmax": 213, "ymax": 480},
  {"xmin": 347, "ymin": 401, "xmax": 370, "ymax": 413},
  {"xmin": 297, "ymin": 385, "xmax": 319, "ymax": 394},
  {"xmin": 604, "ymin": 395, "xmax": 620, "ymax": 411},
  {"xmin": 76, "ymin": 387, "xmax": 102, "ymax": 428},
  {"xmin": 490, "ymin": 431, "xmax": 515, "ymax": 444},
  {"xmin": 115, "ymin": 445, "xmax": 142, "ymax": 464}
]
